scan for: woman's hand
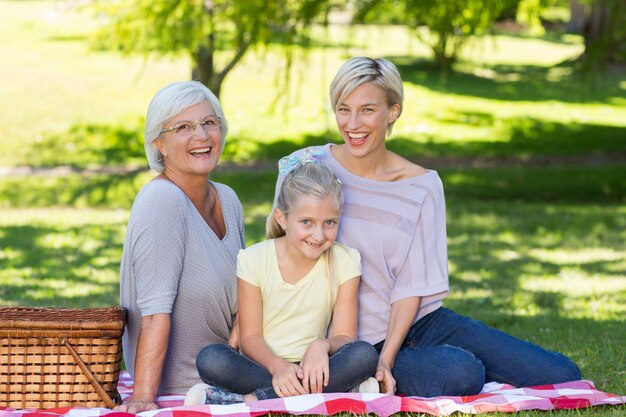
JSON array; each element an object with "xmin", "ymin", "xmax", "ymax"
[
  {"xmin": 113, "ymin": 396, "xmax": 159, "ymax": 413},
  {"xmin": 271, "ymin": 360, "xmax": 307, "ymax": 397},
  {"xmin": 375, "ymin": 358, "xmax": 396, "ymax": 394},
  {"xmin": 300, "ymin": 339, "xmax": 331, "ymax": 393}
]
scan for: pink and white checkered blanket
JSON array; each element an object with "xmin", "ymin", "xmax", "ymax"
[{"xmin": 1, "ymin": 372, "xmax": 624, "ymax": 416}]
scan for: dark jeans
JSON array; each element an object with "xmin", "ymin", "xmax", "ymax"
[
  {"xmin": 196, "ymin": 341, "xmax": 378, "ymax": 400},
  {"xmin": 375, "ymin": 307, "xmax": 581, "ymax": 397}
]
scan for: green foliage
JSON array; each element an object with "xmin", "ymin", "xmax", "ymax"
[
  {"xmin": 354, "ymin": 0, "xmax": 518, "ymax": 69},
  {"xmin": 91, "ymin": 0, "xmax": 332, "ymax": 96},
  {"xmin": 4, "ymin": 3, "xmax": 624, "ymax": 171}
]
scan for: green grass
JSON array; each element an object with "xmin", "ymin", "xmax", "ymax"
[
  {"xmin": 1, "ymin": 198, "xmax": 624, "ymax": 409},
  {"xmin": 1, "ymin": 1, "xmax": 625, "ymax": 415},
  {"xmin": 0, "ymin": 208, "xmax": 128, "ymax": 307},
  {"xmin": 1, "ymin": 1, "xmax": 624, "ymax": 167}
]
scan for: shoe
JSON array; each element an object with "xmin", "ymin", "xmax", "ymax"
[
  {"xmin": 352, "ymin": 377, "xmax": 380, "ymax": 393},
  {"xmin": 184, "ymin": 382, "xmax": 245, "ymax": 405}
]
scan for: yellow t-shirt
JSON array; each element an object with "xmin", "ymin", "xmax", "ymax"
[{"xmin": 237, "ymin": 240, "xmax": 361, "ymax": 362}]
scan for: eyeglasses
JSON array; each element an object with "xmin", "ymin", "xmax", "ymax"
[{"xmin": 160, "ymin": 116, "xmax": 221, "ymax": 136}]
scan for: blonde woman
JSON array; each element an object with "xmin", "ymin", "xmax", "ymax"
[{"xmin": 274, "ymin": 57, "xmax": 581, "ymax": 397}]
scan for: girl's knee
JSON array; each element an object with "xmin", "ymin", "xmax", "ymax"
[
  {"xmin": 340, "ymin": 341, "xmax": 378, "ymax": 374},
  {"xmin": 353, "ymin": 341, "xmax": 378, "ymax": 362},
  {"xmin": 196, "ymin": 343, "xmax": 232, "ymax": 376}
]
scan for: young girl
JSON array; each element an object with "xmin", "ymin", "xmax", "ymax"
[
  {"xmin": 186, "ymin": 159, "xmax": 379, "ymax": 405},
  {"xmin": 273, "ymin": 57, "xmax": 581, "ymax": 397}
]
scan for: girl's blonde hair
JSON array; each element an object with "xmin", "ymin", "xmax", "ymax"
[
  {"xmin": 267, "ymin": 161, "xmax": 344, "ymax": 306},
  {"xmin": 266, "ymin": 162, "xmax": 343, "ymax": 239}
]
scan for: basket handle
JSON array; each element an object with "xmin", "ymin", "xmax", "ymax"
[{"xmin": 62, "ymin": 338, "xmax": 119, "ymax": 409}]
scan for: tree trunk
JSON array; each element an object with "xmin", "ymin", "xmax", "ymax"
[
  {"xmin": 581, "ymin": 0, "xmax": 625, "ymax": 71},
  {"xmin": 567, "ymin": 0, "xmax": 586, "ymax": 34},
  {"xmin": 432, "ymin": 32, "xmax": 456, "ymax": 71},
  {"xmin": 192, "ymin": 44, "xmax": 221, "ymax": 97}
]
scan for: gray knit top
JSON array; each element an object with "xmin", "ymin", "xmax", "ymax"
[{"xmin": 120, "ymin": 179, "xmax": 244, "ymax": 394}]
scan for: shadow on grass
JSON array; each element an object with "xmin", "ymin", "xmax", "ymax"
[
  {"xmin": 16, "ymin": 117, "xmax": 626, "ymax": 171},
  {"xmin": 440, "ymin": 166, "xmax": 626, "ymax": 203},
  {"xmin": 443, "ymin": 200, "xmax": 625, "ymax": 392},
  {"xmin": 391, "ymin": 56, "xmax": 625, "ymax": 104},
  {"xmin": 446, "ymin": 201, "xmax": 625, "ymax": 319},
  {"xmin": 13, "ymin": 107, "xmax": 626, "ymax": 169},
  {"xmin": 226, "ymin": 117, "xmax": 626, "ymax": 165},
  {"xmin": 388, "ymin": 119, "xmax": 626, "ymax": 160},
  {"xmin": 0, "ymin": 171, "xmax": 150, "ymax": 209},
  {"xmin": 0, "ymin": 222, "xmax": 124, "ymax": 307},
  {"xmin": 23, "ymin": 120, "xmax": 146, "ymax": 168},
  {"xmin": 1, "ymin": 201, "xmax": 623, "ymax": 393},
  {"xmin": 490, "ymin": 29, "xmax": 581, "ymax": 45},
  {"xmin": 222, "ymin": 131, "xmax": 342, "ymax": 163},
  {"xmin": 1, "ymin": 165, "xmax": 624, "ymax": 211}
]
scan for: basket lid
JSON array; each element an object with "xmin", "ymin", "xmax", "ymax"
[{"xmin": 0, "ymin": 306, "xmax": 125, "ymax": 330}]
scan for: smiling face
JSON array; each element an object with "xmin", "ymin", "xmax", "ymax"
[
  {"xmin": 275, "ymin": 195, "xmax": 340, "ymax": 262},
  {"xmin": 155, "ymin": 100, "xmax": 222, "ymax": 179},
  {"xmin": 335, "ymin": 82, "xmax": 400, "ymax": 159}
]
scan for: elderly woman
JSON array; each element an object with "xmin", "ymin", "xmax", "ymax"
[
  {"xmin": 116, "ymin": 81, "xmax": 245, "ymax": 413},
  {"xmin": 276, "ymin": 58, "xmax": 581, "ymax": 397}
]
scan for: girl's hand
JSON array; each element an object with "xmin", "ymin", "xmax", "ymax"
[
  {"xmin": 375, "ymin": 359, "xmax": 396, "ymax": 394},
  {"xmin": 300, "ymin": 339, "xmax": 331, "ymax": 393},
  {"xmin": 271, "ymin": 360, "xmax": 307, "ymax": 397}
]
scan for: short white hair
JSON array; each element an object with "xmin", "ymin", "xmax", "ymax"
[{"xmin": 144, "ymin": 81, "xmax": 229, "ymax": 173}]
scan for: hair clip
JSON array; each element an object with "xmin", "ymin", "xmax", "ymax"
[{"xmin": 278, "ymin": 148, "xmax": 324, "ymax": 175}]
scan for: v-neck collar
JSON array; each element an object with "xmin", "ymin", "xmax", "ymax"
[{"xmin": 271, "ymin": 239, "xmax": 324, "ymax": 286}]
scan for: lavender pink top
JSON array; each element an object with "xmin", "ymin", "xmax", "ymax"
[{"xmin": 278, "ymin": 144, "xmax": 449, "ymax": 344}]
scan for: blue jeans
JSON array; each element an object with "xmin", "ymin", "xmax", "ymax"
[
  {"xmin": 196, "ymin": 341, "xmax": 378, "ymax": 400},
  {"xmin": 376, "ymin": 307, "xmax": 581, "ymax": 397}
]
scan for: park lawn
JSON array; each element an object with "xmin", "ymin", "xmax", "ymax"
[
  {"xmin": 1, "ymin": 202, "xmax": 624, "ymax": 417},
  {"xmin": 1, "ymin": 0, "xmax": 625, "ymax": 168},
  {"xmin": 1, "ymin": 1, "xmax": 625, "ymax": 415},
  {"xmin": 1, "ymin": 168, "xmax": 624, "ymax": 415}
]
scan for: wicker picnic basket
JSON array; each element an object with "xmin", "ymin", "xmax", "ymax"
[{"xmin": 0, "ymin": 306, "xmax": 125, "ymax": 409}]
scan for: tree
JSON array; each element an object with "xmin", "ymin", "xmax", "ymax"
[
  {"xmin": 567, "ymin": 0, "xmax": 586, "ymax": 33},
  {"xmin": 93, "ymin": 0, "xmax": 331, "ymax": 98},
  {"xmin": 580, "ymin": 0, "xmax": 626, "ymax": 72},
  {"xmin": 354, "ymin": 0, "xmax": 517, "ymax": 70}
]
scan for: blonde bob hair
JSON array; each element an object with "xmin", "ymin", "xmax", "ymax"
[
  {"xmin": 329, "ymin": 57, "xmax": 404, "ymax": 135},
  {"xmin": 144, "ymin": 81, "xmax": 228, "ymax": 173},
  {"xmin": 266, "ymin": 162, "xmax": 343, "ymax": 239}
]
